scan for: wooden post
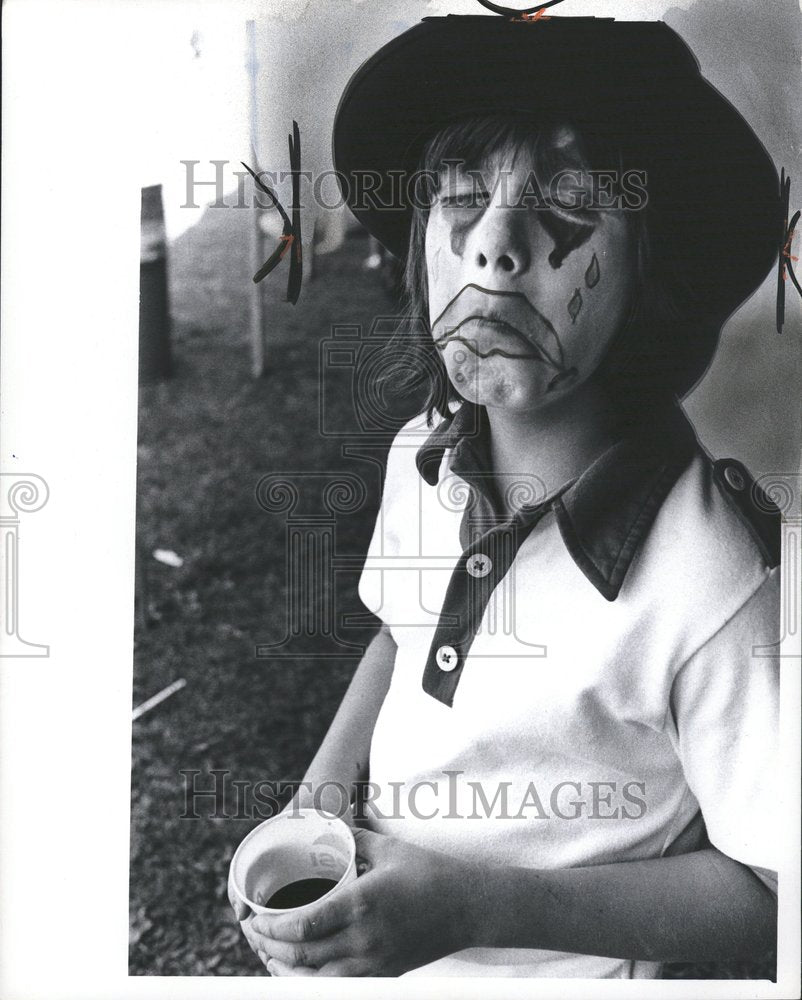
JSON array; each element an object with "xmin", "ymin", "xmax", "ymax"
[
  {"xmin": 139, "ymin": 185, "xmax": 172, "ymax": 383},
  {"xmin": 246, "ymin": 20, "xmax": 266, "ymax": 377}
]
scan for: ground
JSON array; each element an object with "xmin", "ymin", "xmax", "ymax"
[
  {"xmin": 129, "ymin": 208, "xmax": 775, "ymax": 979},
  {"xmin": 131, "ymin": 214, "xmax": 403, "ymax": 974}
]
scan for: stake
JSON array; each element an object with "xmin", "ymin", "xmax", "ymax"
[
  {"xmin": 246, "ymin": 20, "xmax": 266, "ymax": 376},
  {"xmin": 132, "ymin": 678, "xmax": 187, "ymax": 721}
]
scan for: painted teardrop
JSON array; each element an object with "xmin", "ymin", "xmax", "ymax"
[
  {"xmin": 585, "ymin": 253, "xmax": 600, "ymax": 289},
  {"xmin": 568, "ymin": 288, "xmax": 583, "ymax": 323}
]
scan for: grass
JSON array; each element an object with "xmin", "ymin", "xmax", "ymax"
[{"xmin": 131, "ymin": 218, "xmax": 405, "ymax": 974}]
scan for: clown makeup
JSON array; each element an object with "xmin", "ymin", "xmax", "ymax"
[{"xmin": 424, "ymin": 125, "xmax": 638, "ymax": 413}]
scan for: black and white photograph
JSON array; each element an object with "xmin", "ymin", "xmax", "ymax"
[{"xmin": 1, "ymin": 0, "xmax": 800, "ymax": 996}]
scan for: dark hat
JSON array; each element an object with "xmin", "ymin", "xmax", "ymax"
[{"xmin": 333, "ymin": 15, "xmax": 782, "ymax": 327}]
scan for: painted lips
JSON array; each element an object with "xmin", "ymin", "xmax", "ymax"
[{"xmin": 431, "ymin": 283, "xmax": 577, "ymax": 388}]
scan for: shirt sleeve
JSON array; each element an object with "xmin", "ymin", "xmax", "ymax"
[
  {"xmin": 357, "ymin": 491, "xmax": 393, "ymax": 623},
  {"xmin": 667, "ymin": 568, "xmax": 781, "ymax": 881},
  {"xmin": 357, "ymin": 420, "xmax": 418, "ymax": 624}
]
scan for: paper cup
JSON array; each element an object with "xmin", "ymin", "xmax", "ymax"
[{"xmin": 230, "ymin": 808, "xmax": 356, "ymax": 915}]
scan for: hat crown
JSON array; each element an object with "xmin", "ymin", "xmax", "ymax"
[{"xmin": 333, "ymin": 14, "xmax": 781, "ymax": 336}]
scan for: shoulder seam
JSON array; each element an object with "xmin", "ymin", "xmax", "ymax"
[
  {"xmin": 711, "ymin": 460, "xmax": 780, "ymax": 568},
  {"xmin": 660, "ymin": 566, "xmax": 778, "ymax": 733}
]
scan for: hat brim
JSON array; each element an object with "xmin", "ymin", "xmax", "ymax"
[{"xmin": 333, "ymin": 16, "xmax": 781, "ymax": 322}]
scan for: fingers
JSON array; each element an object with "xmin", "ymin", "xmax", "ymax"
[
  {"xmin": 252, "ymin": 886, "xmax": 359, "ymax": 942},
  {"xmin": 249, "ymin": 927, "xmax": 354, "ymax": 970},
  {"xmin": 243, "ymin": 915, "xmax": 291, "ymax": 973},
  {"xmin": 266, "ymin": 958, "xmax": 316, "ymax": 977},
  {"xmin": 267, "ymin": 957, "xmax": 363, "ymax": 977},
  {"xmin": 240, "ymin": 916, "xmax": 263, "ymax": 956},
  {"xmin": 243, "ymin": 918, "xmax": 307, "ymax": 973}
]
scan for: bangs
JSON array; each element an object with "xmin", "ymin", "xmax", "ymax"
[{"xmin": 420, "ymin": 117, "xmax": 542, "ymax": 181}]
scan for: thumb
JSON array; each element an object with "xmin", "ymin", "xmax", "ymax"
[
  {"xmin": 351, "ymin": 825, "xmax": 387, "ymax": 868},
  {"xmin": 227, "ymin": 870, "xmax": 251, "ymax": 922}
]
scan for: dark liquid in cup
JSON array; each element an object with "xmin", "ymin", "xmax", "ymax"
[{"xmin": 265, "ymin": 878, "xmax": 338, "ymax": 909}]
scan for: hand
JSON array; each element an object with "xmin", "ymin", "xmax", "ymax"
[
  {"xmin": 286, "ymin": 782, "xmax": 357, "ymax": 828},
  {"xmin": 244, "ymin": 827, "xmax": 480, "ymax": 977},
  {"xmin": 227, "ymin": 794, "xmax": 358, "ymax": 971},
  {"xmin": 227, "ymin": 865, "xmax": 250, "ymax": 923}
]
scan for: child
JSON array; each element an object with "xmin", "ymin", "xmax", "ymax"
[{"xmin": 231, "ymin": 15, "xmax": 782, "ymax": 978}]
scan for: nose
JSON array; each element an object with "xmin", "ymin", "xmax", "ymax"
[{"xmin": 469, "ymin": 203, "xmax": 531, "ymax": 277}]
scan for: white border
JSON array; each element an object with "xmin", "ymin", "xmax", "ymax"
[{"xmin": 0, "ymin": 2, "xmax": 799, "ymax": 998}]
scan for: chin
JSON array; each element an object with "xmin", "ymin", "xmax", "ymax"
[{"xmin": 448, "ymin": 361, "xmax": 556, "ymax": 411}]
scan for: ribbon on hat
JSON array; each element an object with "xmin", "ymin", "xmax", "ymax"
[
  {"xmin": 777, "ymin": 169, "xmax": 801, "ymax": 334},
  {"xmin": 241, "ymin": 120, "xmax": 304, "ymax": 305},
  {"xmin": 473, "ymin": 0, "xmax": 566, "ymax": 17}
]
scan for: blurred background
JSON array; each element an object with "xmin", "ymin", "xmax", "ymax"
[{"xmin": 130, "ymin": 0, "xmax": 801, "ymax": 977}]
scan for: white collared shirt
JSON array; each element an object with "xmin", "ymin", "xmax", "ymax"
[{"xmin": 358, "ymin": 406, "xmax": 780, "ymax": 978}]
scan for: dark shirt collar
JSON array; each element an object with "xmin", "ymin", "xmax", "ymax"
[{"xmin": 415, "ymin": 401, "xmax": 698, "ymax": 601}]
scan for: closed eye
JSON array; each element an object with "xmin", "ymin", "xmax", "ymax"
[
  {"xmin": 438, "ymin": 189, "xmax": 490, "ymax": 210},
  {"xmin": 547, "ymin": 200, "xmax": 597, "ymax": 226},
  {"xmin": 539, "ymin": 206, "xmax": 596, "ymax": 269}
]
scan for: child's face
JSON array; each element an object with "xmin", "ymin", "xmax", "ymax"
[{"xmin": 425, "ymin": 127, "xmax": 637, "ymax": 413}]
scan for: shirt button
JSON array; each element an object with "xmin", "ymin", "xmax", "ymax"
[
  {"xmin": 723, "ymin": 465, "xmax": 746, "ymax": 491},
  {"xmin": 466, "ymin": 553, "xmax": 492, "ymax": 578},
  {"xmin": 436, "ymin": 645, "xmax": 459, "ymax": 671}
]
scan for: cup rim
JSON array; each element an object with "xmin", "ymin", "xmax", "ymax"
[{"xmin": 231, "ymin": 807, "xmax": 356, "ymax": 914}]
